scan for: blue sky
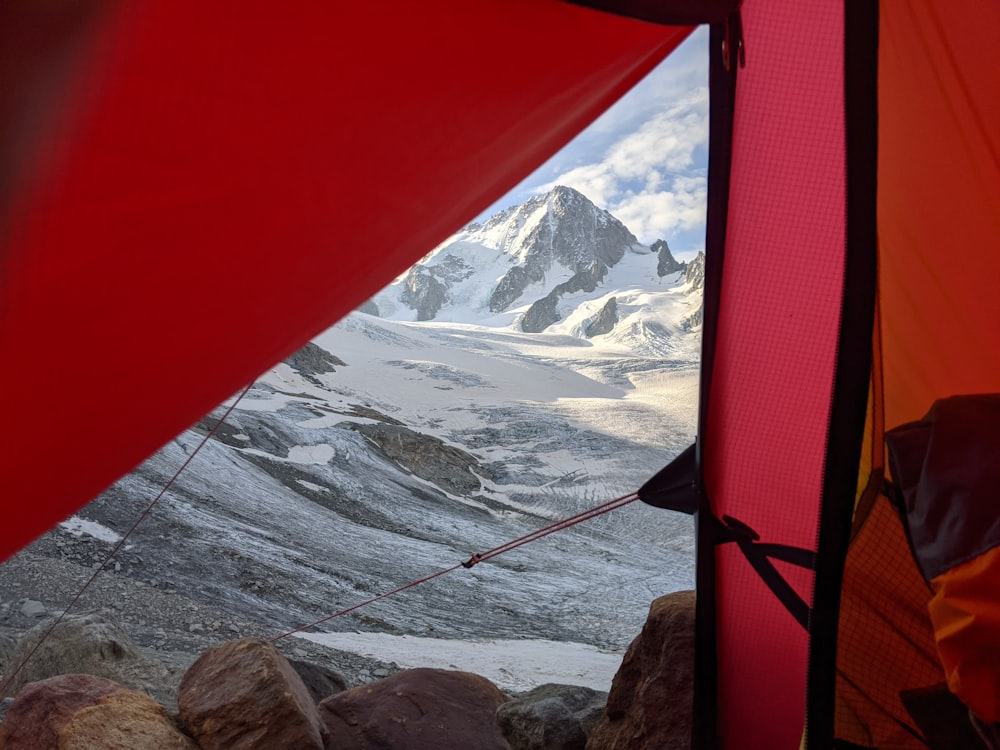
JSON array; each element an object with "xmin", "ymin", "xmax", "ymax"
[{"xmin": 478, "ymin": 28, "xmax": 709, "ymax": 261}]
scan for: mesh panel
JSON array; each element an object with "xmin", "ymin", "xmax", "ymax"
[{"xmin": 835, "ymin": 493, "xmax": 944, "ymax": 748}]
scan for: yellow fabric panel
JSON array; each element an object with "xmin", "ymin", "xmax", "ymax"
[
  {"xmin": 878, "ymin": 0, "xmax": 1000, "ymax": 432},
  {"xmin": 929, "ymin": 545, "xmax": 1000, "ymax": 723}
]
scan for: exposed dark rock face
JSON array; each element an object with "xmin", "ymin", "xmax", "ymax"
[
  {"xmin": 521, "ymin": 293, "xmax": 561, "ymax": 333},
  {"xmin": 318, "ymin": 667, "xmax": 511, "ymax": 750},
  {"xmin": 586, "ymin": 590, "xmax": 695, "ymax": 750},
  {"xmin": 346, "ymin": 422, "xmax": 487, "ymax": 497},
  {"xmin": 539, "ymin": 186, "xmax": 635, "ymax": 269},
  {"xmin": 178, "ymin": 638, "xmax": 327, "ymax": 750},
  {"xmin": 398, "ymin": 253, "xmax": 475, "ymax": 320},
  {"xmin": 490, "ymin": 265, "xmax": 533, "ymax": 314},
  {"xmin": 653, "ymin": 240, "xmax": 685, "ymax": 277},
  {"xmin": 680, "ymin": 251, "xmax": 706, "ymax": 331},
  {"xmin": 284, "ymin": 342, "xmax": 347, "ymax": 385},
  {"xmin": 497, "ymin": 683, "xmax": 608, "ymax": 750},
  {"xmin": 490, "ymin": 186, "xmax": 637, "ymax": 313},
  {"xmin": 355, "ymin": 299, "xmax": 380, "ymax": 316},
  {"xmin": 401, "ymin": 266, "xmax": 449, "ymax": 321},
  {"xmin": 684, "ymin": 251, "xmax": 705, "ymax": 291},
  {"xmin": 585, "ymin": 298, "xmax": 618, "ymax": 338}
]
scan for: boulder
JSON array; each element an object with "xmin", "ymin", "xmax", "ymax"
[
  {"xmin": 0, "ymin": 673, "xmax": 195, "ymax": 750},
  {"xmin": 178, "ymin": 637, "xmax": 327, "ymax": 750},
  {"xmin": 319, "ymin": 667, "xmax": 511, "ymax": 749},
  {"xmin": 59, "ymin": 686, "xmax": 197, "ymax": 749},
  {"xmin": 497, "ymin": 683, "xmax": 608, "ymax": 750},
  {"xmin": 586, "ymin": 590, "xmax": 695, "ymax": 750},
  {"xmin": 0, "ymin": 673, "xmax": 118, "ymax": 749},
  {"xmin": 0, "ymin": 631, "xmax": 16, "ymax": 674},
  {"xmin": 286, "ymin": 657, "xmax": 348, "ymax": 703},
  {"xmin": 1, "ymin": 611, "xmax": 140, "ymax": 698}
]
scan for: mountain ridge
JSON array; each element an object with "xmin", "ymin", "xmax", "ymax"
[{"xmin": 370, "ymin": 186, "xmax": 700, "ymax": 339}]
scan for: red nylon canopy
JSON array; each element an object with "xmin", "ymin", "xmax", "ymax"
[{"xmin": 0, "ymin": 2, "xmax": 690, "ymax": 560}]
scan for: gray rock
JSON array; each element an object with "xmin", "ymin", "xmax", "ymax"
[
  {"xmin": 490, "ymin": 265, "xmax": 532, "ymax": 313},
  {"xmin": 653, "ymin": 239, "xmax": 684, "ymax": 277},
  {"xmin": 1, "ymin": 611, "xmax": 179, "ymax": 708},
  {"xmin": 684, "ymin": 250, "xmax": 705, "ymax": 291},
  {"xmin": 345, "ymin": 422, "xmax": 486, "ymax": 497},
  {"xmin": 284, "ymin": 342, "xmax": 347, "ymax": 385},
  {"xmin": 680, "ymin": 251, "xmax": 705, "ymax": 331},
  {"xmin": 585, "ymin": 297, "xmax": 618, "ymax": 338},
  {"xmin": 401, "ymin": 266, "xmax": 449, "ymax": 321},
  {"xmin": 19, "ymin": 600, "xmax": 46, "ymax": 619},
  {"xmin": 0, "ymin": 632, "xmax": 16, "ymax": 675},
  {"xmin": 497, "ymin": 683, "xmax": 607, "ymax": 750},
  {"xmin": 489, "ymin": 186, "xmax": 638, "ymax": 313},
  {"xmin": 521, "ymin": 293, "xmax": 561, "ymax": 333}
]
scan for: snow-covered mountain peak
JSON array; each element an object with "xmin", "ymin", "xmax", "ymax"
[{"xmin": 369, "ymin": 186, "xmax": 697, "ymax": 344}]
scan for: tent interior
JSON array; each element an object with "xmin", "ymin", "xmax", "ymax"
[{"xmin": 1, "ymin": 1, "xmax": 998, "ymax": 748}]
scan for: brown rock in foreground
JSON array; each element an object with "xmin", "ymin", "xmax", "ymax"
[
  {"xmin": 319, "ymin": 666, "xmax": 511, "ymax": 750},
  {"xmin": 0, "ymin": 673, "xmax": 119, "ymax": 749},
  {"xmin": 0, "ymin": 673, "xmax": 194, "ymax": 750},
  {"xmin": 60, "ymin": 688, "xmax": 197, "ymax": 749},
  {"xmin": 178, "ymin": 637, "xmax": 327, "ymax": 750},
  {"xmin": 586, "ymin": 590, "xmax": 695, "ymax": 750}
]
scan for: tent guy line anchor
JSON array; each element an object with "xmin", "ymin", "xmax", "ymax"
[
  {"xmin": 270, "ymin": 490, "xmax": 640, "ymax": 642},
  {"xmin": 0, "ymin": 382, "xmax": 255, "ymax": 698}
]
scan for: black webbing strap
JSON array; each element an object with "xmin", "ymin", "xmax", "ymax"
[{"xmin": 713, "ymin": 514, "xmax": 817, "ymax": 631}]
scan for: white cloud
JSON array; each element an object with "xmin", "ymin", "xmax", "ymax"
[
  {"xmin": 537, "ymin": 87, "xmax": 709, "ymax": 244},
  {"xmin": 476, "ymin": 27, "xmax": 710, "ymax": 248}
]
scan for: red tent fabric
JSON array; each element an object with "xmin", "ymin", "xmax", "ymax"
[{"xmin": 0, "ymin": 1, "xmax": 689, "ymax": 559}]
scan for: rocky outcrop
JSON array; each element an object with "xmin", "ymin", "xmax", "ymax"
[
  {"xmin": 497, "ymin": 683, "xmax": 608, "ymax": 750},
  {"xmin": 0, "ymin": 611, "xmax": 175, "ymax": 705},
  {"xmin": 490, "ymin": 265, "xmax": 532, "ymax": 313},
  {"xmin": 653, "ymin": 240, "xmax": 685, "ymax": 277},
  {"xmin": 284, "ymin": 342, "xmax": 346, "ymax": 385},
  {"xmin": 0, "ymin": 673, "xmax": 195, "ymax": 750},
  {"xmin": 684, "ymin": 251, "xmax": 705, "ymax": 291},
  {"xmin": 585, "ymin": 298, "xmax": 618, "ymax": 338},
  {"xmin": 401, "ymin": 267, "xmax": 449, "ymax": 321},
  {"xmin": 397, "ymin": 254, "xmax": 476, "ymax": 320},
  {"xmin": 318, "ymin": 667, "xmax": 511, "ymax": 749},
  {"xmin": 521, "ymin": 261, "xmax": 613, "ymax": 333},
  {"xmin": 586, "ymin": 590, "xmax": 695, "ymax": 750},
  {"xmin": 680, "ymin": 251, "xmax": 705, "ymax": 331},
  {"xmin": 521, "ymin": 293, "xmax": 561, "ymax": 333},
  {"xmin": 178, "ymin": 638, "xmax": 327, "ymax": 750},
  {"xmin": 347, "ymin": 422, "xmax": 486, "ymax": 496},
  {"xmin": 490, "ymin": 187, "xmax": 637, "ymax": 313}
]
